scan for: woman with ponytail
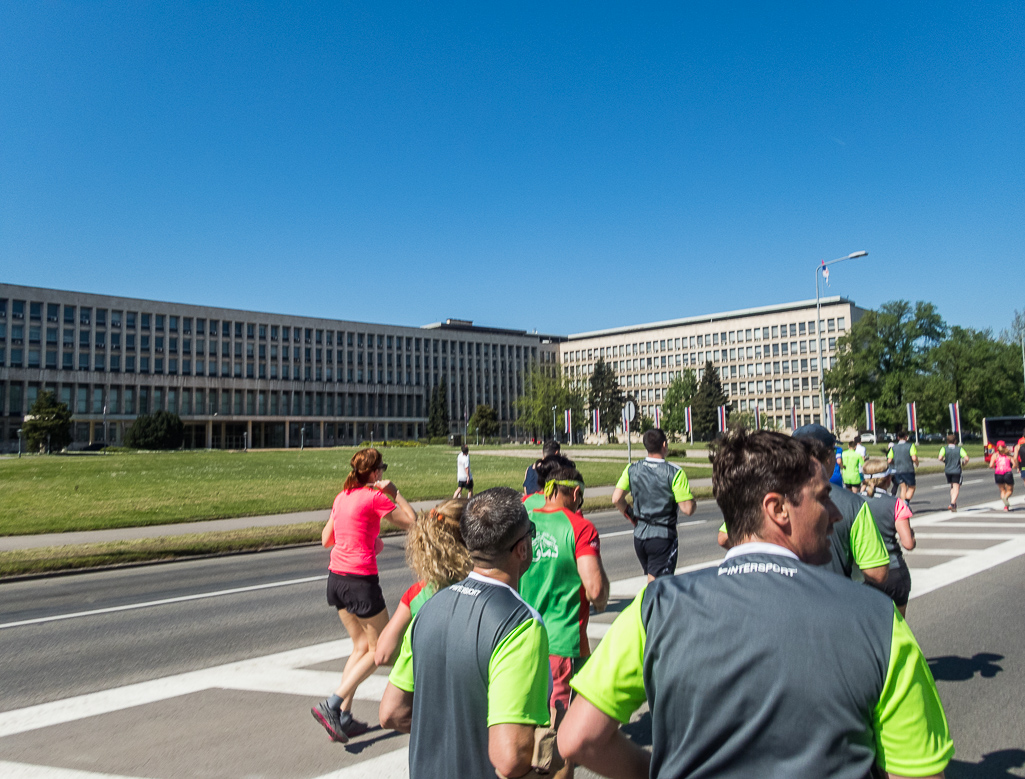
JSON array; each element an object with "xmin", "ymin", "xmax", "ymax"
[
  {"xmin": 311, "ymin": 448, "xmax": 416, "ymax": 743},
  {"xmin": 374, "ymin": 498, "xmax": 472, "ymax": 667}
]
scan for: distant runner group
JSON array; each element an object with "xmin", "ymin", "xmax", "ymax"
[{"xmin": 311, "ymin": 429, "xmax": 955, "ymax": 778}]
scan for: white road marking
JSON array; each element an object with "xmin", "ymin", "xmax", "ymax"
[
  {"xmin": 2, "ymin": 497, "xmax": 1023, "ymax": 779},
  {"xmin": 0, "ymin": 763, "xmax": 143, "ymax": 779},
  {"xmin": 0, "ymin": 575, "xmax": 327, "ymax": 630}
]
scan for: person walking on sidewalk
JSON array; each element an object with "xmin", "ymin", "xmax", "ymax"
[
  {"xmin": 454, "ymin": 445, "xmax": 474, "ymax": 498},
  {"xmin": 938, "ymin": 434, "xmax": 969, "ymax": 511},
  {"xmin": 312, "ymin": 447, "xmax": 416, "ymax": 743},
  {"xmin": 990, "ymin": 441, "xmax": 1016, "ymax": 511},
  {"xmin": 612, "ymin": 428, "xmax": 696, "ymax": 582},
  {"xmin": 888, "ymin": 431, "xmax": 920, "ymax": 503},
  {"xmin": 380, "ymin": 488, "xmax": 553, "ymax": 779}
]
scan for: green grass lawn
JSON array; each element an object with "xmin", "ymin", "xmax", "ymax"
[{"xmin": 0, "ymin": 446, "xmax": 712, "ymax": 536}]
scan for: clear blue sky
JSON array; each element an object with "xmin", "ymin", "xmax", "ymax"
[{"xmin": 2, "ymin": 2, "xmax": 1022, "ymax": 336}]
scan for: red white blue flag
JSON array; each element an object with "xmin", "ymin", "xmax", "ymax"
[
  {"xmin": 565, "ymin": 409, "xmax": 572, "ymax": 435},
  {"xmin": 825, "ymin": 402, "xmax": 836, "ymax": 431},
  {"xmin": 790, "ymin": 405, "xmax": 798, "ymax": 431},
  {"xmin": 592, "ymin": 407, "xmax": 600, "ymax": 433},
  {"xmin": 906, "ymin": 402, "xmax": 917, "ymax": 433},
  {"xmin": 654, "ymin": 406, "xmax": 661, "ymax": 429},
  {"xmin": 717, "ymin": 406, "xmax": 728, "ymax": 432},
  {"xmin": 753, "ymin": 404, "xmax": 761, "ymax": 430},
  {"xmin": 684, "ymin": 406, "xmax": 692, "ymax": 433},
  {"xmin": 949, "ymin": 402, "xmax": 961, "ymax": 434},
  {"xmin": 865, "ymin": 401, "xmax": 876, "ymax": 432}
]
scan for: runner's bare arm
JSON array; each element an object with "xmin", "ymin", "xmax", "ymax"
[
  {"xmin": 375, "ymin": 603, "xmax": 412, "ymax": 667},
  {"xmin": 558, "ymin": 696, "xmax": 650, "ymax": 779},
  {"xmin": 717, "ymin": 530, "xmax": 731, "ymax": 549},
  {"xmin": 489, "ymin": 723, "xmax": 536, "ymax": 778},
  {"xmin": 321, "ymin": 516, "xmax": 334, "ymax": 547},
  {"xmin": 378, "ymin": 682, "xmax": 413, "ymax": 733},
  {"xmin": 862, "ymin": 564, "xmax": 889, "ymax": 586},
  {"xmin": 678, "ymin": 498, "xmax": 696, "ymax": 516},
  {"xmin": 577, "ymin": 555, "xmax": 609, "ymax": 613},
  {"xmin": 377, "ymin": 480, "xmax": 416, "ymax": 529},
  {"xmin": 895, "ymin": 519, "xmax": 916, "ymax": 551},
  {"xmin": 611, "ymin": 488, "xmax": 635, "ymax": 525}
]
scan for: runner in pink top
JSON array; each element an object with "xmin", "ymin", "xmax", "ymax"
[
  {"xmin": 990, "ymin": 441, "xmax": 1016, "ymax": 511},
  {"xmin": 312, "ymin": 448, "xmax": 416, "ymax": 744}
]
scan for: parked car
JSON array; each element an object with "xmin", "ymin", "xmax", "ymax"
[{"xmin": 860, "ymin": 431, "xmax": 877, "ymax": 444}]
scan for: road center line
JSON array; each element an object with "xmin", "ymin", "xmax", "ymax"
[{"xmin": 0, "ymin": 575, "xmax": 327, "ymax": 630}]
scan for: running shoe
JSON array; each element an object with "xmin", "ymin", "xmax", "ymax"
[
  {"xmin": 340, "ymin": 712, "xmax": 370, "ymax": 738},
  {"xmin": 948, "ymin": 504, "xmax": 956, "ymax": 512},
  {"xmin": 312, "ymin": 701, "xmax": 349, "ymax": 743},
  {"xmin": 1004, "ymin": 505, "xmax": 1011, "ymax": 512}
]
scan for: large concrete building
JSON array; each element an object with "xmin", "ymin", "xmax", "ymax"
[
  {"xmin": 0, "ymin": 284, "xmax": 561, "ymax": 450},
  {"xmin": 563, "ymin": 297, "xmax": 865, "ymax": 433}
]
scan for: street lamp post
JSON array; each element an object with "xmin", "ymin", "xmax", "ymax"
[
  {"xmin": 816, "ymin": 251, "xmax": 868, "ymax": 425},
  {"xmin": 17, "ymin": 428, "xmax": 23, "ymax": 458},
  {"xmin": 552, "ymin": 406, "xmax": 557, "ymax": 442}
]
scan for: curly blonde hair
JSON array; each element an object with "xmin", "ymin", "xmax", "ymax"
[{"xmin": 406, "ymin": 498, "xmax": 472, "ymax": 591}]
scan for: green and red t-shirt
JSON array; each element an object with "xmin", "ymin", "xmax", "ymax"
[
  {"xmin": 522, "ymin": 492, "xmax": 546, "ymax": 512},
  {"xmin": 519, "ymin": 505, "xmax": 600, "ymax": 659},
  {"xmin": 400, "ymin": 581, "xmax": 437, "ymax": 618}
]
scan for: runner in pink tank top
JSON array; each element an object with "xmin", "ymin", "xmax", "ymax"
[
  {"xmin": 989, "ymin": 441, "xmax": 1016, "ymax": 511},
  {"xmin": 312, "ymin": 448, "xmax": 416, "ymax": 743}
]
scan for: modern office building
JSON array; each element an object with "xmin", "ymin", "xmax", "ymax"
[
  {"xmin": 0, "ymin": 284, "xmax": 561, "ymax": 450},
  {"xmin": 562, "ymin": 297, "xmax": 865, "ymax": 432}
]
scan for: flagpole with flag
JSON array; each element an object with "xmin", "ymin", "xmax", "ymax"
[
  {"xmin": 866, "ymin": 401, "xmax": 876, "ymax": 434},
  {"xmin": 717, "ymin": 406, "xmax": 728, "ymax": 433},
  {"xmin": 654, "ymin": 406, "xmax": 661, "ymax": 429},
  {"xmin": 949, "ymin": 401, "xmax": 962, "ymax": 444},
  {"xmin": 565, "ymin": 409, "xmax": 572, "ymax": 444},
  {"xmin": 907, "ymin": 402, "xmax": 918, "ymax": 443},
  {"xmin": 753, "ymin": 404, "xmax": 760, "ymax": 430},
  {"xmin": 790, "ymin": 405, "xmax": 798, "ymax": 432},
  {"xmin": 684, "ymin": 406, "xmax": 692, "ymax": 445}
]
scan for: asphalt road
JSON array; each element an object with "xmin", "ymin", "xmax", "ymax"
[{"xmin": 1, "ymin": 470, "xmax": 1022, "ymax": 778}]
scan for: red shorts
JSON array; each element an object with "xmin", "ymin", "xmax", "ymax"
[{"xmin": 549, "ymin": 655, "xmax": 582, "ymax": 713}]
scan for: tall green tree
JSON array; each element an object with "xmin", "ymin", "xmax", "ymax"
[
  {"xmin": 22, "ymin": 391, "xmax": 73, "ymax": 452},
  {"xmin": 661, "ymin": 369, "xmax": 697, "ymax": 439},
  {"xmin": 516, "ymin": 366, "xmax": 586, "ymax": 440},
  {"xmin": 587, "ymin": 358, "xmax": 624, "ymax": 438},
  {"xmin": 469, "ymin": 404, "xmax": 499, "ymax": 440},
  {"xmin": 427, "ymin": 381, "xmax": 449, "ymax": 438},
  {"xmin": 919, "ymin": 326, "xmax": 1024, "ymax": 430},
  {"xmin": 691, "ymin": 360, "xmax": 731, "ymax": 441},
  {"xmin": 825, "ymin": 300, "xmax": 946, "ymax": 431}
]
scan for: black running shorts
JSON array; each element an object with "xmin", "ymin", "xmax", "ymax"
[
  {"xmin": 878, "ymin": 558, "xmax": 912, "ymax": 608},
  {"xmin": 995, "ymin": 472, "xmax": 1014, "ymax": 486},
  {"xmin": 458, "ymin": 479, "xmax": 474, "ymax": 489},
  {"xmin": 633, "ymin": 536, "xmax": 678, "ymax": 578},
  {"xmin": 893, "ymin": 472, "xmax": 916, "ymax": 487},
  {"xmin": 945, "ymin": 472, "xmax": 963, "ymax": 485},
  {"xmin": 326, "ymin": 572, "xmax": 386, "ymax": 618}
]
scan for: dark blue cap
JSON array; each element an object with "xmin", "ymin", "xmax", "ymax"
[{"xmin": 792, "ymin": 423, "xmax": 836, "ymax": 450}]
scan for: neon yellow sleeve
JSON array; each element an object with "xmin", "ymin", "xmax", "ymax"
[
  {"xmin": 570, "ymin": 588, "xmax": 648, "ymax": 723},
  {"xmin": 887, "ymin": 449, "xmax": 894, "ymax": 461},
  {"xmin": 718, "ymin": 521, "xmax": 727, "ymax": 533},
  {"xmin": 910, "ymin": 443, "xmax": 918, "ymax": 457},
  {"xmin": 937, "ymin": 447, "xmax": 945, "ymax": 460},
  {"xmin": 672, "ymin": 468, "xmax": 694, "ymax": 502},
  {"xmin": 960, "ymin": 447, "xmax": 968, "ymax": 460},
  {"xmin": 851, "ymin": 502, "xmax": 891, "ymax": 570},
  {"xmin": 874, "ymin": 608, "xmax": 954, "ymax": 775},
  {"xmin": 487, "ymin": 619, "xmax": 551, "ymax": 727},
  {"xmin": 615, "ymin": 464, "xmax": 631, "ymax": 491},
  {"xmin": 387, "ymin": 619, "xmax": 415, "ymax": 692}
]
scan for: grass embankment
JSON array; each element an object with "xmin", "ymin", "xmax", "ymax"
[{"xmin": 0, "ymin": 446, "xmax": 712, "ymax": 537}]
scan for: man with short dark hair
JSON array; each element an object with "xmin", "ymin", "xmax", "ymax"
[
  {"xmin": 612, "ymin": 428, "xmax": 696, "ymax": 581},
  {"xmin": 380, "ymin": 488, "xmax": 551, "ymax": 779},
  {"xmin": 889, "ymin": 430, "xmax": 920, "ymax": 503},
  {"xmin": 524, "ymin": 440, "xmax": 561, "ymax": 496},
  {"xmin": 558, "ymin": 429, "xmax": 954, "ymax": 779}
]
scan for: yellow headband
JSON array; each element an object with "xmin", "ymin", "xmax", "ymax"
[{"xmin": 544, "ymin": 479, "xmax": 585, "ymax": 498}]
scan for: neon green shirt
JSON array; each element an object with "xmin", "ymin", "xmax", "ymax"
[
  {"xmin": 841, "ymin": 449, "xmax": 865, "ymax": 485},
  {"xmin": 572, "ymin": 581, "xmax": 953, "ymax": 777}
]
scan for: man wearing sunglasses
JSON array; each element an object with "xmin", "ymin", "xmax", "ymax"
[
  {"xmin": 559, "ymin": 430, "xmax": 953, "ymax": 779},
  {"xmin": 520, "ymin": 466, "xmax": 610, "ymax": 777},
  {"xmin": 380, "ymin": 487, "xmax": 553, "ymax": 779}
]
